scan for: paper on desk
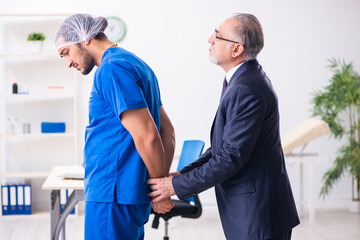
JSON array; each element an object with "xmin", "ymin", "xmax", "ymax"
[{"xmin": 58, "ymin": 173, "xmax": 84, "ymax": 180}]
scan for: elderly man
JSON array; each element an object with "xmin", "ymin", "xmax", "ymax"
[
  {"xmin": 55, "ymin": 14, "xmax": 175, "ymax": 240},
  {"xmin": 148, "ymin": 13, "xmax": 300, "ymax": 240}
]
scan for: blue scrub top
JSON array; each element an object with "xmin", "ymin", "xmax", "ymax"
[{"xmin": 84, "ymin": 47, "xmax": 162, "ymax": 204}]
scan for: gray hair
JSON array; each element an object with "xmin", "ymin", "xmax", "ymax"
[{"xmin": 230, "ymin": 13, "xmax": 264, "ymax": 60}]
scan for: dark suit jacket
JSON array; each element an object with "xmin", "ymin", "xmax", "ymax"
[{"xmin": 172, "ymin": 60, "xmax": 300, "ymax": 240}]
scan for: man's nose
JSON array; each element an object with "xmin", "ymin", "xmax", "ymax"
[
  {"xmin": 65, "ymin": 58, "xmax": 72, "ymax": 68},
  {"xmin": 208, "ymin": 34, "xmax": 215, "ymax": 44}
]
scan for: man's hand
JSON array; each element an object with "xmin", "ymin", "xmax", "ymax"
[
  {"xmin": 151, "ymin": 197, "xmax": 174, "ymax": 214},
  {"xmin": 148, "ymin": 176, "xmax": 176, "ymax": 203}
]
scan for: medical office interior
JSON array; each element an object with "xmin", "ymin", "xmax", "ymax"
[{"xmin": 0, "ymin": 0, "xmax": 360, "ymax": 239}]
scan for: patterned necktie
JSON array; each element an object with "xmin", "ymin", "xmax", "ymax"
[{"xmin": 221, "ymin": 77, "xmax": 228, "ymax": 97}]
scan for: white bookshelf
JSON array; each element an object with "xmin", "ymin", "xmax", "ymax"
[
  {"xmin": 0, "ymin": 13, "xmax": 78, "ymax": 216},
  {"xmin": 0, "ymin": 93, "xmax": 75, "ymax": 101},
  {"xmin": 1, "ymin": 171, "xmax": 50, "ymax": 178},
  {"xmin": 0, "ymin": 132, "xmax": 75, "ymax": 138}
]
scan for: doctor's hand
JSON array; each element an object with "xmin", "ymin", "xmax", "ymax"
[
  {"xmin": 151, "ymin": 197, "xmax": 174, "ymax": 214},
  {"xmin": 148, "ymin": 176, "xmax": 175, "ymax": 203}
]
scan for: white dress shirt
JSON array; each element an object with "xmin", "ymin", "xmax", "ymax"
[{"xmin": 225, "ymin": 62, "xmax": 244, "ymax": 83}]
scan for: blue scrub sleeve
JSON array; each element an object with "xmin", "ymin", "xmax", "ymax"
[{"xmin": 100, "ymin": 63, "xmax": 148, "ymax": 118}]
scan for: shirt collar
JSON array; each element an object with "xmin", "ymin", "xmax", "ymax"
[{"xmin": 225, "ymin": 62, "xmax": 244, "ymax": 83}]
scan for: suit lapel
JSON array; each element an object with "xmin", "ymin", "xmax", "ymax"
[{"xmin": 210, "ymin": 60, "xmax": 259, "ymax": 144}]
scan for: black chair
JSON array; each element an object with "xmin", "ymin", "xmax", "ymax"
[{"xmin": 151, "ymin": 140, "xmax": 205, "ymax": 240}]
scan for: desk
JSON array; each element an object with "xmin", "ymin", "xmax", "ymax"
[{"xmin": 42, "ymin": 166, "xmax": 84, "ymax": 240}]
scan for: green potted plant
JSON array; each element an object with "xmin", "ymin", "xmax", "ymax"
[
  {"xmin": 27, "ymin": 32, "xmax": 46, "ymax": 53},
  {"xmin": 312, "ymin": 58, "xmax": 360, "ymax": 212}
]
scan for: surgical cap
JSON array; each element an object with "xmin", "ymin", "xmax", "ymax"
[{"xmin": 55, "ymin": 13, "xmax": 108, "ymax": 50}]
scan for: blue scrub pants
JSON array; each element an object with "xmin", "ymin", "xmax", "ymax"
[{"xmin": 85, "ymin": 201, "xmax": 151, "ymax": 240}]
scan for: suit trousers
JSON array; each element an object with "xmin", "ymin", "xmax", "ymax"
[{"xmin": 267, "ymin": 229, "xmax": 292, "ymax": 240}]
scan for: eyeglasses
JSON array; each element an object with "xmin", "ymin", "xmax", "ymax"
[{"xmin": 213, "ymin": 30, "xmax": 243, "ymax": 45}]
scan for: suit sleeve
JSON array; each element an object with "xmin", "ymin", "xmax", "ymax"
[{"xmin": 173, "ymin": 85, "xmax": 265, "ymax": 200}]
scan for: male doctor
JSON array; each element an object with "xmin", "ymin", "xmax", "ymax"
[{"xmin": 55, "ymin": 14, "xmax": 175, "ymax": 240}]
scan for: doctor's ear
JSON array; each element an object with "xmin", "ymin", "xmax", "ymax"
[
  {"xmin": 82, "ymin": 40, "xmax": 91, "ymax": 46},
  {"xmin": 232, "ymin": 44, "xmax": 244, "ymax": 58}
]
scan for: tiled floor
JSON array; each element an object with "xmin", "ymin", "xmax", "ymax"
[{"xmin": 0, "ymin": 207, "xmax": 359, "ymax": 239}]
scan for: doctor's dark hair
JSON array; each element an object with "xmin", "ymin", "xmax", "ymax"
[
  {"xmin": 94, "ymin": 32, "xmax": 108, "ymax": 41},
  {"xmin": 231, "ymin": 13, "xmax": 264, "ymax": 61}
]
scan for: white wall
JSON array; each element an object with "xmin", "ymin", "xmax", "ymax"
[{"xmin": 1, "ymin": 0, "xmax": 360, "ymax": 209}]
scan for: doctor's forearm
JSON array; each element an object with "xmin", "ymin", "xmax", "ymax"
[
  {"xmin": 135, "ymin": 134, "xmax": 166, "ymax": 178},
  {"xmin": 161, "ymin": 134, "xmax": 175, "ymax": 175},
  {"xmin": 120, "ymin": 107, "xmax": 166, "ymax": 178},
  {"xmin": 159, "ymin": 106, "xmax": 175, "ymax": 174}
]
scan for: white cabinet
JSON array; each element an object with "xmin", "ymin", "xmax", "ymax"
[{"xmin": 0, "ymin": 14, "xmax": 78, "ymax": 214}]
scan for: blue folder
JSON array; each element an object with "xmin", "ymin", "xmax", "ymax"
[
  {"xmin": 60, "ymin": 189, "xmax": 75, "ymax": 214},
  {"xmin": 17, "ymin": 185, "xmax": 25, "ymax": 214},
  {"xmin": 9, "ymin": 185, "xmax": 17, "ymax": 215},
  {"xmin": 24, "ymin": 185, "xmax": 31, "ymax": 215},
  {"xmin": 1, "ymin": 185, "xmax": 10, "ymax": 215}
]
